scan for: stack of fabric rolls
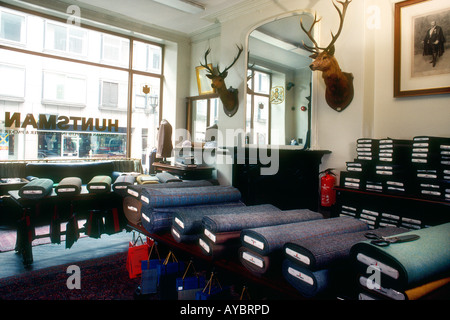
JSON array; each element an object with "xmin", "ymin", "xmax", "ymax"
[
  {"xmin": 239, "ymin": 216, "xmax": 368, "ymax": 277},
  {"xmin": 121, "ymin": 178, "xmax": 216, "ymax": 226},
  {"xmin": 282, "ymin": 226, "xmax": 408, "ymax": 298},
  {"xmin": 351, "ymin": 222, "xmax": 450, "ymax": 300},
  {"xmin": 200, "ymin": 207, "xmax": 322, "ymax": 260}
]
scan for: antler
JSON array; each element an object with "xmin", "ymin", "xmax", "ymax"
[
  {"xmin": 200, "ymin": 48, "xmax": 216, "ymax": 75},
  {"xmin": 300, "ymin": 0, "xmax": 352, "ymax": 55},
  {"xmin": 217, "ymin": 44, "xmax": 243, "ymax": 77},
  {"xmin": 326, "ymin": 0, "xmax": 352, "ymax": 54},
  {"xmin": 300, "ymin": 12, "xmax": 323, "ymax": 55}
]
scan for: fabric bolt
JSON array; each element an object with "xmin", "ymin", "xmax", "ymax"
[
  {"xmin": 19, "ymin": 178, "xmax": 54, "ymax": 199},
  {"xmin": 198, "ymin": 235, "xmax": 240, "ymax": 260},
  {"xmin": 113, "ymin": 175, "xmax": 135, "ymax": 196},
  {"xmin": 122, "ymin": 196, "xmax": 143, "ymax": 225},
  {"xmin": 136, "ymin": 174, "xmax": 159, "ymax": 185},
  {"xmin": 284, "ymin": 226, "xmax": 408, "ymax": 271},
  {"xmin": 171, "ymin": 226, "xmax": 200, "ymax": 243},
  {"xmin": 241, "ymin": 216, "xmax": 369, "ymax": 256},
  {"xmin": 358, "ymin": 275, "xmax": 450, "ymax": 300},
  {"xmin": 87, "ymin": 175, "xmax": 112, "ymax": 193},
  {"xmin": 350, "ymin": 222, "xmax": 450, "ymax": 290},
  {"xmin": 141, "ymin": 202, "xmax": 242, "ymax": 235},
  {"xmin": 156, "ymin": 172, "xmax": 181, "ymax": 183},
  {"xmin": 282, "ymin": 259, "xmax": 329, "ymax": 298},
  {"xmin": 203, "ymin": 208, "xmax": 322, "ymax": 234},
  {"xmin": 54, "ymin": 177, "xmax": 82, "ymax": 196},
  {"xmin": 238, "ymin": 247, "xmax": 272, "ymax": 276},
  {"xmin": 172, "ymin": 201, "xmax": 261, "ymax": 235},
  {"xmin": 127, "ymin": 179, "xmax": 216, "ymax": 201},
  {"xmin": 141, "ymin": 185, "xmax": 241, "ymax": 210}
]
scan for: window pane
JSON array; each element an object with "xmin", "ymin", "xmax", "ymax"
[
  {"xmin": 254, "ymin": 71, "xmax": 270, "ymax": 94},
  {"xmin": 102, "ymin": 34, "xmax": 129, "ymax": 66},
  {"xmin": 253, "ymin": 96, "xmax": 269, "ymax": 144},
  {"xmin": 0, "ymin": 11, "xmax": 24, "ymax": 42},
  {"xmin": 193, "ymin": 99, "xmax": 207, "ymax": 143},
  {"xmin": 131, "ymin": 74, "xmax": 161, "ymax": 173},
  {"xmin": 0, "ymin": 64, "xmax": 25, "ymax": 98},
  {"xmin": 133, "ymin": 40, "xmax": 162, "ymax": 74}
]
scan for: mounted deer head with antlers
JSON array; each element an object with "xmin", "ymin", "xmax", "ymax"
[
  {"xmin": 301, "ymin": 0, "xmax": 354, "ymax": 112},
  {"xmin": 200, "ymin": 45, "xmax": 243, "ymax": 117}
]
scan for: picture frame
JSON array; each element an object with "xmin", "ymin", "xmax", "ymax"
[
  {"xmin": 195, "ymin": 65, "xmax": 215, "ymax": 95},
  {"xmin": 394, "ymin": 0, "xmax": 450, "ymax": 97}
]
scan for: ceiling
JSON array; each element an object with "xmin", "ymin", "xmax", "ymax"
[{"xmin": 71, "ymin": 0, "xmax": 254, "ymax": 36}]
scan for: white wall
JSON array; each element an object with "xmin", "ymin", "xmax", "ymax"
[{"xmin": 190, "ymin": 0, "xmax": 450, "ymax": 184}]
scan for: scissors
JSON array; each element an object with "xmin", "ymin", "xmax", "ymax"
[{"xmin": 364, "ymin": 232, "xmax": 420, "ymax": 247}]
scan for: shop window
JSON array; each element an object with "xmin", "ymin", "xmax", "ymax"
[{"xmin": 133, "ymin": 40, "xmax": 162, "ymax": 74}]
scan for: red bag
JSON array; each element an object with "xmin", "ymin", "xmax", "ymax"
[{"xmin": 126, "ymin": 233, "xmax": 153, "ymax": 279}]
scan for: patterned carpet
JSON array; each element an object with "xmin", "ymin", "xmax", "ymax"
[{"xmin": 0, "ymin": 251, "xmax": 142, "ymax": 300}]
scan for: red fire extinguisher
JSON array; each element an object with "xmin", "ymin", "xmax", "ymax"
[{"xmin": 320, "ymin": 168, "xmax": 336, "ymax": 207}]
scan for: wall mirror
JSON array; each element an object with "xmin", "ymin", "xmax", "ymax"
[{"xmin": 246, "ymin": 12, "xmax": 315, "ymax": 148}]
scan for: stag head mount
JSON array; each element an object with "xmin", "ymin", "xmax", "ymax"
[
  {"xmin": 300, "ymin": 0, "xmax": 354, "ymax": 112},
  {"xmin": 201, "ymin": 45, "xmax": 243, "ymax": 117}
]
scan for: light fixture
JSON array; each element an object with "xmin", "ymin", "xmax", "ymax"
[{"xmin": 153, "ymin": 0, "xmax": 205, "ymax": 14}]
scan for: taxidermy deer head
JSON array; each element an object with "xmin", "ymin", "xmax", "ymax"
[
  {"xmin": 300, "ymin": 0, "xmax": 354, "ymax": 112},
  {"xmin": 201, "ymin": 45, "xmax": 243, "ymax": 117}
]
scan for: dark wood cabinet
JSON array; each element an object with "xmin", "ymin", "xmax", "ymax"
[{"xmin": 231, "ymin": 146, "xmax": 330, "ymax": 211}]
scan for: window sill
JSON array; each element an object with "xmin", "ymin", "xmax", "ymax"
[{"xmin": 41, "ymin": 100, "xmax": 86, "ymax": 108}]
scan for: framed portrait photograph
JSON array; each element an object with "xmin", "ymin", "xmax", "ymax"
[
  {"xmin": 195, "ymin": 64, "xmax": 215, "ymax": 95},
  {"xmin": 394, "ymin": 0, "xmax": 450, "ymax": 97}
]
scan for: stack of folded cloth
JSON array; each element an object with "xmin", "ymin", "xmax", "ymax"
[
  {"xmin": 170, "ymin": 201, "xmax": 247, "ymax": 244},
  {"xmin": 411, "ymin": 136, "xmax": 450, "ymax": 166},
  {"xmin": 122, "ymin": 180, "xmax": 216, "ymax": 225},
  {"xmin": 200, "ymin": 207, "xmax": 322, "ymax": 260},
  {"xmin": 356, "ymin": 138, "xmax": 379, "ymax": 161},
  {"xmin": 378, "ymin": 138, "xmax": 412, "ymax": 164},
  {"xmin": 282, "ymin": 226, "xmax": 407, "ymax": 298},
  {"xmin": 55, "ymin": 177, "xmax": 82, "ymax": 196},
  {"xmin": 351, "ymin": 222, "xmax": 450, "ymax": 300},
  {"xmin": 140, "ymin": 185, "xmax": 242, "ymax": 234},
  {"xmin": 239, "ymin": 216, "xmax": 368, "ymax": 277},
  {"xmin": 19, "ymin": 178, "xmax": 54, "ymax": 199}
]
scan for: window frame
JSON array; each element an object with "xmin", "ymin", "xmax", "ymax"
[{"xmin": 0, "ymin": 3, "xmax": 165, "ymax": 159}]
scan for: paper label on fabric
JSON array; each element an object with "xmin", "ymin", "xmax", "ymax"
[
  {"xmin": 356, "ymin": 253, "xmax": 399, "ymax": 279},
  {"xmin": 172, "ymin": 227, "xmax": 180, "ymax": 239},
  {"xmin": 204, "ymin": 229, "xmax": 216, "ymax": 243},
  {"xmin": 242, "ymin": 252, "xmax": 263, "ymax": 268},
  {"xmin": 115, "ymin": 185, "xmax": 126, "ymax": 189},
  {"xmin": 175, "ymin": 217, "xmax": 184, "ymax": 229},
  {"xmin": 199, "ymin": 238, "xmax": 210, "ymax": 253},
  {"xmin": 243, "ymin": 235, "xmax": 264, "ymax": 250},
  {"xmin": 57, "ymin": 188, "xmax": 76, "ymax": 192},
  {"xmin": 127, "ymin": 189, "xmax": 138, "ymax": 197},
  {"xmin": 141, "ymin": 195, "xmax": 149, "ymax": 203},
  {"xmin": 285, "ymin": 248, "xmax": 310, "ymax": 265},
  {"xmin": 287, "ymin": 267, "xmax": 314, "ymax": 286},
  {"xmin": 89, "ymin": 185, "xmax": 105, "ymax": 189},
  {"xmin": 23, "ymin": 190, "xmax": 42, "ymax": 194},
  {"xmin": 359, "ymin": 276, "xmax": 405, "ymax": 300},
  {"xmin": 127, "ymin": 205, "xmax": 137, "ymax": 212},
  {"xmin": 142, "ymin": 213, "xmax": 150, "ymax": 223}
]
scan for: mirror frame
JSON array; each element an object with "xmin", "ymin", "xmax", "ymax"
[{"xmin": 244, "ymin": 9, "xmax": 320, "ymax": 150}]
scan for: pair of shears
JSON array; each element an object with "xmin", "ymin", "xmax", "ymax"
[{"xmin": 364, "ymin": 232, "xmax": 420, "ymax": 247}]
